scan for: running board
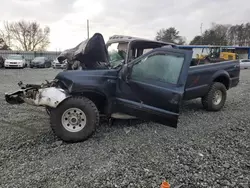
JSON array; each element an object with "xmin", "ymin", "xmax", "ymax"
[{"xmin": 111, "ymin": 113, "xmax": 137, "ymax": 119}]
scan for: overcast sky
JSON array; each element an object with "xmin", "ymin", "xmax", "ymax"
[{"xmin": 1, "ymin": 0, "xmax": 250, "ymax": 51}]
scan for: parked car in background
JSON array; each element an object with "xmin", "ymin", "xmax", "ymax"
[
  {"xmin": 52, "ymin": 58, "xmax": 67, "ymax": 69},
  {"xmin": 30, "ymin": 56, "xmax": 52, "ymax": 68},
  {"xmin": 4, "ymin": 54, "xmax": 27, "ymax": 68},
  {"xmin": 0, "ymin": 56, "xmax": 5, "ymax": 68},
  {"xmin": 240, "ymin": 59, "xmax": 250, "ymax": 69}
]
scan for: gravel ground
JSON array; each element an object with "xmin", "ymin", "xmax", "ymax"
[{"xmin": 0, "ymin": 68, "xmax": 249, "ymax": 188}]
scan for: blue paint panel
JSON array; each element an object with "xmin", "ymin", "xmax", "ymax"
[{"xmin": 248, "ymin": 48, "xmax": 250, "ymax": 59}]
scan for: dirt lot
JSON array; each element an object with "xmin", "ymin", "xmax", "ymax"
[{"xmin": 0, "ymin": 68, "xmax": 249, "ymax": 188}]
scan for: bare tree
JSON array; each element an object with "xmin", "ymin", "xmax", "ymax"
[
  {"xmin": 0, "ymin": 20, "xmax": 50, "ymax": 51},
  {"xmin": 190, "ymin": 22, "xmax": 250, "ymax": 46},
  {"xmin": 0, "ymin": 38, "xmax": 11, "ymax": 50},
  {"xmin": 189, "ymin": 35, "xmax": 203, "ymax": 45}
]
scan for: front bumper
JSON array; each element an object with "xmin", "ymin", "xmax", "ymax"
[
  {"xmin": 53, "ymin": 63, "xmax": 66, "ymax": 69},
  {"xmin": 240, "ymin": 65, "xmax": 250, "ymax": 69},
  {"xmin": 5, "ymin": 63, "xmax": 23, "ymax": 68},
  {"xmin": 30, "ymin": 63, "xmax": 45, "ymax": 68},
  {"xmin": 5, "ymin": 81, "xmax": 69, "ymax": 108}
]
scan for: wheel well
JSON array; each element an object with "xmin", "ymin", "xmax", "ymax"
[
  {"xmin": 213, "ymin": 76, "xmax": 229, "ymax": 89},
  {"xmin": 74, "ymin": 92, "xmax": 107, "ymax": 114}
]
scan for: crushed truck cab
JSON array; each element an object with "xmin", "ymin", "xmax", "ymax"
[{"xmin": 4, "ymin": 33, "xmax": 240, "ymax": 143}]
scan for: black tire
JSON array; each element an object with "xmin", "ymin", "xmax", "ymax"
[
  {"xmin": 50, "ymin": 96, "xmax": 99, "ymax": 142},
  {"xmin": 44, "ymin": 63, "xmax": 50, "ymax": 68},
  {"xmin": 201, "ymin": 82, "xmax": 227, "ymax": 111}
]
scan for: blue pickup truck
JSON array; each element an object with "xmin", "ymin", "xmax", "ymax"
[{"xmin": 5, "ymin": 33, "xmax": 240, "ymax": 143}]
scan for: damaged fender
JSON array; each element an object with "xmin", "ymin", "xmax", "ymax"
[
  {"xmin": 24, "ymin": 87, "xmax": 68, "ymax": 108},
  {"xmin": 5, "ymin": 81, "xmax": 69, "ymax": 108}
]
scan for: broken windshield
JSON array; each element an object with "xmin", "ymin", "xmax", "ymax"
[{"xmin": 107, "ymin": 42, "xmax": 128, "ymax": 67}]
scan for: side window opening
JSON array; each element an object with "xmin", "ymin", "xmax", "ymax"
[
  {"xmin": 143, "ymin": 48, "xmax": 154, "ymax": 54},
  {"xmin": 242, "ymin": 59, "xmax": 250, "ymax": 62},
  {"xmin": 131, "ymin": 53, "xmax": 184, "ymax": 85}
]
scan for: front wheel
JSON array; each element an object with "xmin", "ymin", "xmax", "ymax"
[
  {"xmin": 201, "ymin": 82, "xmax": 227, "ymax": 111},
  {"xmin": 44, "ymin": 63, "xmax": 50, "ymax": 68},
  {"xmin": 22, "ymin": 63, "xmax": 26, "ymax": 68},
  {"xmin": 50, "ymin": 96, "xmax": 100, "ymax": 142}
]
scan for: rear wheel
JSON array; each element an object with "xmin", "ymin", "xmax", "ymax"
[
  {"xmin": 201, "ymin": 82, "xmax": 227, "ymax": 111},
  {"xmin": 50, "ymin": 96, "xmax": 99, "ymax": 142}
]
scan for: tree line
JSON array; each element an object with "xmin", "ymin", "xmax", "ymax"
[
  {"xmin": 1, "ymin": 20, "xmax": 250, "ymax": 51},
  {"xmin": 156, "ymin": 22, "xmax": 250, "ymax": 46}
]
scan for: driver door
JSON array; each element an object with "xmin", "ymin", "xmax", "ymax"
[{"xmin": 115, "ymin": 47, "xmax": 193, "ymax": 127}]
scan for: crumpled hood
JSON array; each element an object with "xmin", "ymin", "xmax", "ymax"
[{"xmin": 57, "ymin": 33, "xmax": 110, "ymax": 67}]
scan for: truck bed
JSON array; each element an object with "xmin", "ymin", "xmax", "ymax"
[{"xmin": 183, "ymin": 60, "xmax": 240, "ymax": 100}]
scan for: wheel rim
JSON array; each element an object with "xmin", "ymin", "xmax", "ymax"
[
  {"xmin": 212, "ymin": 90, "xmax": 223, "ymax": 105},
  {"xmin": 61, "ymin": 108, "xmax": 87, "ymax": 132}
]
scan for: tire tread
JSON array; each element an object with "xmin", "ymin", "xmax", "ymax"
[
  {"xmin": 201, "ymin": 82, "xmax": 227, "ymax": 111},
  {"xmin": 50, "ymin": 96, "xmax": 99, "ymax": 142}
]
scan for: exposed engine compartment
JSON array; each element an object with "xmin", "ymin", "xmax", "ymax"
[{"xmin": 5, "ymin": 80, "xmax": 68, "ymax": 108}]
